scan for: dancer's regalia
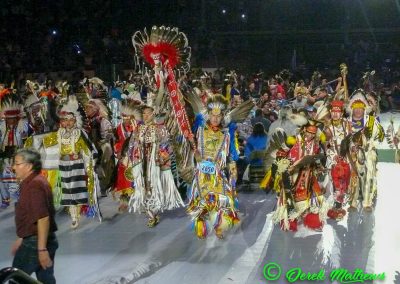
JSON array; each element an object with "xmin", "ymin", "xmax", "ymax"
[
  {"xmin": 323, "ymin": 100, "xmax": 352, "ymax": 220},
  {"xmin": 261, "ymin": 108, "xmax": 329, "ymax": 231},
  {"xmin": 0, "ymin": 95, "xmax": 28, "ymax": 208},
  {"xmin": 113, "ymin": 102, "xmax": 141, "ymax": 212},
  {"xmin": 345, "ymin": 90, "xmax": 384, "ymax": 211},
  {"xmin": 84, "ymin": 98, "xmax": 115, "ymax": 196},
  {"xmin": 385, "ymin": 119, "xmax": 400, "ymax": 163},
  {"xmin": 286, "ymin": 122, "xmax": 328, "ymax": 231},
  {"xmin": 187, "ymin": 95, "xmax": 241, "ymax": 239},
  {"xmin": 39, "ymin": 96, "xmax": 101, "ymax": 228},
  {"xmin": 126, "ymin": 104, "xmax": 184, "ymax": 227},
  {"xmin": 24, "ymin": 80, "xmax": 59, "ymax": 135},
  {"xmin": 127, "ymin": 26, "xmax": 194, "ymax": 227}
]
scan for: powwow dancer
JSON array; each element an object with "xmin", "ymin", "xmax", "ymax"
[
  {"xmin": 129, "ymin": 26, "xmax": 197, "ymax": 227},
  {"xmin": 0, "ymin": 96, "xmax": 28, "ymax": 208},
  {"xmin": 24, "ymin": 80, "xmax": 60, "ymax": 135},
  {"xmin": 262, "ymin": 108, "xmax": 329, "ymax": 231},
  {"xmin": 323, "ymin": 100, "xmax": 352, "ymax": 220},
  {"xmin": 187, "ymin": 95, "xmax": 241, "ymax": 239},
  {"xmin": 84, "ymin": 98, "xmax": 115, "ymax": 197},
  {"xmin": 41, "ymin": 96, "xmax": 102, "ymax": 228},
  {"xmin": 126, "ymin": 104, "xmax": 184, "ymax": 227},
  {"xmin": 286, "ymin": 121, "xmax": 328, "ymax": 231},
  {"xmin": 113, "ymin": 102, "xmax": 141, "ymax": 212},
  {"xmin": 346, "ymin": 90, "xmax": 384, "ymax": 212},
  {"xmin": 385, "ymin": 118, "xmax": 400, "ymax": 163}
]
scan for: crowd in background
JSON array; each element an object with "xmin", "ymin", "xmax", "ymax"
[{"xmin": 3, "ymin": 0, "xmax": 400, "ymax": 82}]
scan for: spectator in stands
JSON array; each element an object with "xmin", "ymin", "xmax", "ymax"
[
  {"xmin": 292, "ymin": 93, "xmax": 308, "ymax": 111},
  {"xmin": 321, "ymin": 78, "xmax": 334, "ymax": 94},
  {"xmin": 244, "ymin": 123, "xmax": 268, "ymax": 166},
  {"xmin": 276, "ymin": 77, "xmax": 286, "ymax": 99},
  {"xmin": 242, "ymin": 80, "xmax": 259, "ymax": 101},
  {"xmin": 257, "ymin": 90, "xmax": 270, "ymax": 109},
  {"xmin": 306, "ymin": 105, "xmax": 318, "ymax": 119},
  {"xmin": 242, "ymin": 123, "xmax": 268, "ymax": 183},
  {"xmin": 251, "ymin": 108, "xmax": 271, "ymax": 133}
]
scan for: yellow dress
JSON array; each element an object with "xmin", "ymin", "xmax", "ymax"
[{"xmin": 187, "ymin": 125, "xmax": 240, "ymax": 239}]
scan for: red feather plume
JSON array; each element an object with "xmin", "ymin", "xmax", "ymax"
[{"xmin": 142, "ymin": 42, "xmax": 179, "ymax": 68}]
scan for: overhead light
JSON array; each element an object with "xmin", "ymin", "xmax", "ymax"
[{"xmin": 73, "ymin": 44, "xmax": 82, "ymax": 54}]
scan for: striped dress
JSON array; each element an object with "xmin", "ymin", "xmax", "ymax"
[
  {"xmin": 42, "ymin": 130, "xmax": 94, "ymax": 207},
  {"xmin": 59, "ymin": 156, "xmax": 88, "ymax": 205}
]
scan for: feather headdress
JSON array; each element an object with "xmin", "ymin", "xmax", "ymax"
[
  {"xmin": 313, "ymin": 100, "xmax": 330, "ymax": 121},
  {"xmin": 1, "ymin": 94, "xmax": 22, "ymax": 118},
  {"xmin": 206, "ymin": 94, "xmax": 228, "ymax": 116},
  {"xmin": 86, "ymin": 98, "xmax": 109, "ymax": 119},
  {"xmin": 58, "ymin": 96, "xmax": 83, "ymax": 128},
  {"xmin": 346, "ymin": 89, "xmax": 371, "ymax": 115},
  {"xmin": 132, "ymin": 26, "xmax": 191, "ymax": 75},
  {"xmin": 121, "ymin": 101, "xmax": 142, "ymax": 121}
]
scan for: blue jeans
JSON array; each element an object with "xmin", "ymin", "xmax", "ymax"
[{"xmin": 12, "ymin": 233, "xmax": 58, "ymax": 284}]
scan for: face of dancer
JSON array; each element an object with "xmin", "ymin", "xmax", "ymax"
[
  {"xmin": 352, "ymin": 107, "xmax": 365, "ymax": 120},
  {"xmin": 31, "ymin": 105, "xmax": 44, "ymax": 126},
  {"xmin": 6, "ymin": 117, "xmax": 19, "ymax": 128},
  {"xmin": 331, "ymin": 110, "xmax": 342, "ymax": 121},
  {"xmin": 304, "ymin": 131, "xmax": 316, "ymax": 142},
  {"xmin": 152, "ymin": 53, "xmax": 162, "ymax": 68},
  {"xmin": 209, "ymin": 113, "xmax": 222, "ymax": 128},
  {"xmin": 60, "ymin": 117, "xmax": 76, "ymax": 129},
  {"xmin": 122, "ymin": 117, "xmax": 133, "ymax": 127},
  {"xmin": 142, "ymin": 107, "xmax": 154, "ymax": 124},
  {"xmin": 85, "ymin": 104, "xmax": 98, "ymax": 118}
]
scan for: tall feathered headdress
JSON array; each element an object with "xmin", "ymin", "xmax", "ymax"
[{"xmin": 132, "ymin": 26, "xmax": 191, "ymax": 76}]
